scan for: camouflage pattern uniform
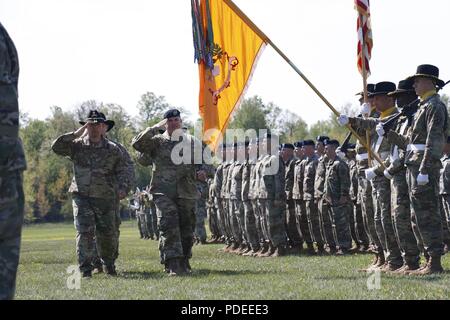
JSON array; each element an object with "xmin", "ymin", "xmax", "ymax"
[
  {"xmin": 303, "ymin": 154, "xmax": 325, "ymax": 249},
  {"xmin": 242, "ymin": 157, "xmax": 260, "ymax": 252},
  {"xmin": 221, "ymin": 160, "xmax": 233, "ymax": 245},
  {"xmin": 292, "ymin": 159, "xmax": 310, "ymax": 248},
  {"xmin": 255, "ymin": 154, "xmax": 269, "ymax": 248},
  {"xmin": 351, "ymin": 111, "xmax": 404, "ymax": 268},
  {"xmin": 385, "ymin": 113, "xmax": 422, "ymax": 268},
  {"xmin": 284, "ymin": 155, "xmax": 302, "ymax": 248},
  {"xmin": 132, "ymin": 127, "xmax": 199, "ymax": 266},
  {"xmin": 259, "ymin": 154, "xmax": 287, "ymax": 251},
  {"xmin": 440, "ymin": 153, "xmax": 450, "ymax": 248},
  {"xmin": 194, "ymin": 180, "xmax": 208, "ymax": 243},
  {"xmin": 388, "ymin": 93, "xmax": 447, "ymax": 260},
  {"xmin": 52, "ymin": 133, "xmax": 133, "ymax": 273},
  {"xmin": 0, "ymin": 22, "xmax": 26, "ymax": 300},
  {"xmin": 213, "ymin": 162, "xmax": 227, "ymax": 242},
  {"xmin": 323, "ymin": 156, "xmax": 352, "ymax": 250},
  {"xmin": 315, "ymin": 155, "xmax": 336, "ymax": 250},
  {"xmin": 353, "ymin": 109, "xmax": 383, "ymax": 259},
  {"xmin": 230, "ymin": 158, "xmax": 246, "ymax": 247},
  {"xmin": 349, "ymin": 156, "xmax": 370, "ymax": 248},
  {"xmin": 207, "ymin": 178, "xmax": 220, "ymax": 240},
  {"xmin": 252, "ymin": 154, "xmax": 266, "ymax": 249}
]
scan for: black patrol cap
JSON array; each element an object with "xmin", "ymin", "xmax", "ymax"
[
  {"xmin": 163, "ymin": 108, "xmax": 181, "ymax": 119},
  {"xmin": 294, "ymin": 141, "xmax": 303, "ymax": 148},
  {"xmin": 324, "ymin": 139, "xmax": 340, "ymax": 147},
  {"xmin": 79, "ymin": 110, "xmax": 115, "ymax": 132},
  {"xmin": 302, "ymin": 140, "xmax": 315, "ymax": 147},
  {"xmin": 368, "ymin": 81, "xmax": 397, "ymax": 98},
  {"xmin": 281, "ymin": 143, "xmax": 295, "ymax": 150}
]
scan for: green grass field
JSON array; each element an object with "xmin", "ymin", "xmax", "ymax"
[{"xmin": 16, "ymin": 221, "xmax": 450, "ymax": 300}]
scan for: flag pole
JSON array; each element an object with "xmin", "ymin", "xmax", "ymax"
[
  {"xmin": 223, "ymin": 0, "xmax": 386, "ymax": 167},
  {"xmin": 359, "ymin": 12, "xmax": 373, "ymax": 167}
]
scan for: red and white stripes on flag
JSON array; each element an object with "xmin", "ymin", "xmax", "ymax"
[{"xmin": 355, "ymin": 0, "xmax": 373, "ymax": 76}]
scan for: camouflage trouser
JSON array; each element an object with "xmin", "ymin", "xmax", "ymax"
[
  {"xmin": 294, "ymin": 199, "xmax": 311, "ymax": 245},
  {"xmin": 318, "ymin": 198, "xmax": 336, "ymax": 248},
  {"xmin": 372, "ymin": 177, "xmax": 402, "ymax": 266},
  {"xmin": 353, "ymin": 202, "xmax": 370, "ymax": 246},
  {"xmin": 406, "ymin": 166, "xmax": 443, "ymax": 257},
  {"xmin": 72, "ymin": 195, "xmax": 118, "ymax": 272},
  {"xmin": 392, "ymin": 173, "xmax": 420, "ymax": 265},
  {"xmin": 440, "ymin": 195, "xmax": 450, "ymax": 245},
  {"xmin": 150, "ymin": 202, "xmax": 158, "ymax": 238},
  {"xmin": 139, "ymin": 212, "xmax": 149, "ymax": 238},
  {"xmin": 0, "ymin": 171, "xmax": 24, "ymax": 300},
  {"xmin": 223, "ymin": 198, "xmax": 233, "ymax": 241},
  {"xmin": 145, "ymin": 208, "xmax": 155, "ymax": 238},
  {"xmin": 285, "ymin": 199, "xmax": 302, "ymax": 246},
  {"xmin": 229, "ymin": 200, "xmax": 243, "ymax": 244},
  {"xmin": 195, "ymin": 201, "xmax": 207, "ymax": 242},
  {"xmin": 358, "ymin": 175, "xmax": 382, "ymax": 251},
  {"xmin": 243, "ymin": 201, "xmax": 260, "ymax": 250},
  {"xmin": 153, "ymin": 195, "xmax": 196, "ymax": 264},
  {"xmin": 251, "ymin": 200, "xmax": 264, "ymax": 243},
  {"xmin": 257, "ymin": 199, "xmax": 270, "ymax": 242},
  {"xmin": 207, "ymin": 204, "xmax": 220, "ymax": 238},
  {"xmin": 264, "ymin": 200, "xmax": 287, "ymax": 248},
  {"xmin": 215, "ymin": 199, "xmax": 228, "ymax": 240},
  {"xmin": 329, "ymin": 203, "xmax": 352, "ymax": 250},
  {"xmin": 305, "ymin": 200, "xmax": 324, "ymax": 245}
]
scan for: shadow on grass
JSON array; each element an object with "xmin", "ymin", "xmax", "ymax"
[{"xmin": 118, "ymin": 268, "xmax": 275, "ymax": 279}]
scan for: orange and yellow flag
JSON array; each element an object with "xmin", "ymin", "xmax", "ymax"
[{"xmin": 191, "ymin": 0, "xmax": 267, "ymax": 150}]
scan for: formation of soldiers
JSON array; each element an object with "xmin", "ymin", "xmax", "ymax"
[
  {"xmin": 1, "ymin": 15, "xmax": 449, "ymax": 298},
  {"xmin": 206, "ymin": 65, "xmax": 450, "ymax": 276},
  {"xmin": 130, "ymin": 188, "xmax": 159, "ymax": 241}
]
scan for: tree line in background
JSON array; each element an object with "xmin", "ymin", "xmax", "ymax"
[{"xmin": 19, "ymin": 92, "xmax": 449, "ymax": 223}]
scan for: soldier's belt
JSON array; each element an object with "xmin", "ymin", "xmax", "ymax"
[
  {"xmin": 407, "ymin": 144, "xmax": 426, "ymax": 152},
  {"xmin": 356, "ymin": 153, "xmax": 368, "ymax": 161}
]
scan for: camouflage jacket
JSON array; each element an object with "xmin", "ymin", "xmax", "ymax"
[
  {"xmin": 324, "ymin": 157, "xmax": 350, "ymax": 206},
  {"xmin": 292, "ymin": 160, "xmax": 304, "ymax": 200},
  {"xmin": 52, "ymin": 133, "xmax": 133, "ymax": 199},
  {"xmin": 314, "ymin": 155, "xmax": 328, "ymax": 199},
  {"xmin": 250, "ymin": 156, "xmax": 264, "ymax": 201},
  {"xmin": 385, "ymin": 114, "xmax": 412, "ymax": 176},
  {"xmin": 214, "ymin": 163, "xmax": 223, "ymax": 199},
  {"xmin": 353, "ymin": 109, "xmax": 380, "ymax": 175},
  {"xmin": 131, "ymin": 127, "xmax": 200, "ymax": 200},
  {"xmin": 258, "ymin": 155, "xmax": 285, "ymax": 200},
  {"xmin": 0, "ymin": 23, "xmax": 26, "ymax": 175},
  {"xmin": 221, "ymin": 162, "xmax": 232, "ymax": 199},
  {"xmin": 387, "ymin": 94, "xmax": 448, "ymax": 173},
  {"xmin": 349, "ymin": 107, "xmax": 399, "ymax": 176},
  {"xmin": 303, "ymin": 155, "xmax": 319, "ymax": 201},
  {"xmin": 349, "ymin": 159, "xmax": 358, "ymax": 201},
  {"xmin": 284, "ymin": 157, "xmax": 296, "ymax": 200},
  {"xmin": 242, "ymin": 159, "xmax": 254, "ymax": 201},
  {"xmin": 440, "ymin": 155, "xmax": 450, "ymax": 195},
  {"xmin": 229, "ymin": 161, "xmax": 244, "ymax": 200}
]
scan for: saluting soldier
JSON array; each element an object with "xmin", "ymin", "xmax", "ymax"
[
  {"xmin": 132, "ymin": 109, "xmax": 207, "ymax": 275},
  {"xmin": 52, "ymin": 110, "xmax": 133, "ymax": 277}
]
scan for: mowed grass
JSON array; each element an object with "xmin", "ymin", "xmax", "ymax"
[{"xmin": 16, "ymin": 221, "xmax": 450, "ymax": 300}]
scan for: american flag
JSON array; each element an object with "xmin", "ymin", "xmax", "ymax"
[{"xmin": 355, "ymin": 0, "xmax": 373, "ymax": 76}]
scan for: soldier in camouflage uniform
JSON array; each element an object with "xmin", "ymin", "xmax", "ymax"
[
  {"xmin": 314, "ymin": 136, "xmax": 337, "ymax": 253},
  {"xmin": 194, "ymin": 179, "xmax": 208, "ymax": 244},
  {"xmin": 281, "ymin": 143, "xmax": 302, "ymax": 252},
  {"xmin": 221, "ymin": 145, "xmax": 235, "ymax": 251},
  {"xmin": 213, "ymin": 144, "xmax": 227, "ymax": 245},
  {"xmin": 386, "ymin": 65, "xmax": 448, "ymax": 274},
  {"xmin": 340, "ymin": 81, "xmax": 403, "ymax": 270},
  {"xmin": 381, "ymin": 79, "xmax": 423, "ymax": 273},
  {"xmin": 206, "ymin": 177, "xmax": 221, "ymax": 243},
  {"xmin": 132, "ymin": 109, "xmax": 208, "ymax": 275},
  {"xmin": 345, "ymin": 144, "xmax": 370, "ymax": 252},
  {"xmin": 0, "ymin": 22, "xmax": 26, "ymax": 300},
  {"xmin": 258, "ymin": 133, "xmax": 287, "ymax": 257},
  {"xmin": 292, "ymin": 141, "xmax": 314, "ymax": 254},
  {"xmin": 229, "ymin": 143, "xmax": 247, "ymax": 253},
  {"xmin": 323, "ymin": 140, "xmax": 352, "ymax": 254},
  {"xmin": 302, "ymin": 140, "xmax": 326, "ymax": 254},
  {"xmin": 439, "ymin": 137, "xmax": 450, "ymax": 253},
  {"xmin": 242, "ymin": 139, "xmax": 261, "ymax": 256},
  {"xmin": 52, "ymin": 110, "xmax": 133, "ymax": 277}
]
